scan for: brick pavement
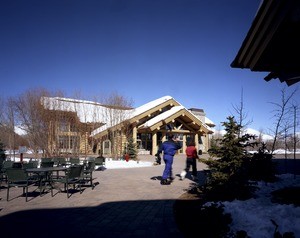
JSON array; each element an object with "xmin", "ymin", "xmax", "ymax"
[{"xmin": 0, "ymin": 154, "xmax": 209, "ymax": 238}]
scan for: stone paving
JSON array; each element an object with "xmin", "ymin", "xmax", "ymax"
[{"xmin": 0, "ymin": 154, "xmax": 209, "ymax": 238}]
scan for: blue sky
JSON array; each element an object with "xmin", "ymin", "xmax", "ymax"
[{"xmin": 1, "ymin": 0, "xmax": 299, "ymax": 132}]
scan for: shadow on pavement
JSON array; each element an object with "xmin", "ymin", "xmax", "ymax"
[{"xmin": 0, "ymin": 199, "xmax": 183, "ymax": 238}]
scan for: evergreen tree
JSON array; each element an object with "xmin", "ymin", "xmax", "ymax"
[
  {"xmin": 203, "ymin": 116, "xmax": 257, "ymax": 201},
  {"xmin": 126, "ymin": 137, "xmax": 137, "ymax": 161}
]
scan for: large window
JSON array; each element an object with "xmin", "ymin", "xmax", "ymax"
[{"xmin": 58, "ymin": 135, "xmax": 80, "ymax": 152}]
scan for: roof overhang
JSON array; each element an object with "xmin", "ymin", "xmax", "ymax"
[
  {"xmin": 139, "ymin": 106, "xmax": 213, "ymax": 134},
  {"xmin": 231, "ymin": 0, "xmax": 300, "ymax": 86}
]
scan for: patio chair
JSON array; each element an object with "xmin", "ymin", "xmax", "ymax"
[
  {"xmin": 70, "ymin": 157, "xmax": 80, "ymax": 165},
  {"xmin": 54, "ymin": 165, "xmax": 84, "ymax": 198},
  {"xmin": 40, "ymin": 161, "xmax": 54, "ymax": 168},
  {"xmin": 6, "ymin": 168, "xmax": 37, "ymax": 202},
  {"xmin": 1, "ymin": 160, "xmax": 14, "ymax": 182},
  {"xmin": 23, "ymin": 162, "xmax": 39, "ymax": 180},
  {"xmin": 57, "ymin": 157, "xmax": 68, "ymax": 167},
  {"xmin": 51, "ymin": 157, "xmax": 59, "ymax": 166},
  {"xmin": 95, "ymin": 156, "xmax": 105, "ymax": 170},
  {"xmin": 41, "ymin": 158, "xmax": 52, "ymax": 163},
  {"xmin": 23, "ymin": 161, "xmax": 38, "ymax": 169},
  {"xmin": 0, "ymin": 159, "xmax": 5, "ymax": 184},
  {"xmin": 83, "ymin": 161, "xmax": 96, "ymax": 189},
  {"xmin": 39, "ymin": 161, "xmax": 55, "ymax": 187}
]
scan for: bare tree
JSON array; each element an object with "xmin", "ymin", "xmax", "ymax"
[
  {"xmin": 231, "ymin": 88, "xmax": 253, "ymax": 137},
  {"xmin": 269, "ymin": 87, "xmax": 297, "ymax": 154},
  {"xmin": 102, "ymin": 92, "xmax": 133, "ymax": 159},
  {"xmin": 11, "ymin": 88, "xmax": 53, "ymax": 157},
  {"xmin": 281, "ymin": 121, "xmax": 292, "ymax": 159}
]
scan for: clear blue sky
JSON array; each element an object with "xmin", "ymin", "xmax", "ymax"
[{"xmin": 1, "ymin": 0, "xmax": 299, "ymax": 132}]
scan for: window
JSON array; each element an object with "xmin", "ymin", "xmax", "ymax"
[
  {"xmin": 59, "ymin": 136, "xmax": 68, "ymax": 149},
  {"xmin": 58, "ymin": 135, "xmax": 80, "ymax": 151},
  {"xmin": 59, "ymin": 122, "xmax": 69, "ymax": 132}
]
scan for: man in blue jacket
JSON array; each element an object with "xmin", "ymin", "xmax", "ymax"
[{"xmin": 157, "ymin": 133, "xmax": 182, "ymax": 185}]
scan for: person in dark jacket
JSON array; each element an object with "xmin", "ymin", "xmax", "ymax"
[
  {"xmin": 180, "ymin": 141, "xmax": 198, "ymax": 181},
  {"xmin": 157, "ymin": 133, "xmax": 182, "ymax": 185}
]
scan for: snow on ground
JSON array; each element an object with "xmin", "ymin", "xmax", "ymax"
[
  {"xmin": 6, "ymin": 156, "xmax": 153, "ymax": 169},
  {"xmin": 206, "ymin": 174, "xmax": 300, "ymax": 238},
  {"xmin": 103, "ymin": 159, "xmax": 153, "ymax": 169}
]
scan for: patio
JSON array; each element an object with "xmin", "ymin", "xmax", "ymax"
[{"xmin": 0, "ymin": 154, "xmax": 204, "ymax": 238}]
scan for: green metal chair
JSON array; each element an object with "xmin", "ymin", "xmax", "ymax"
[
  {"xmin": 6, "ymin": 168, "xmax": 37, "ymax": 201},
  {"xmin": 51, "ymin": 157, "xmax": 59, "ymax": 167},
  {"xmin": 41, "ymin": 158, "xmax": 52, "ymax": 163},
  {"xmin": 95, "ymin": 156, "xmax": 105, "ymax": 170},
  {"xmin": 83, "ymin": 161, "xmax": 96, "ymax": 189},
  {"xmin": 40, "ymin": 161, "xmax": 54, "ymax": 168},
  {"xmin": 1, "ymin": 160, "xmax": 14, "ymax": 182},
  {"xmin": 54, "ymin": 165, "xmax": 84, "ymax": 198},
  {"xmin": 56, "ymin": 157, "xmax": 68, "ymax": 167},
  {"xmin": 23, "ymin": 161, "xmax": 38, "ymax": 169},
  {"xmin": 70, "ymin": 157, "xmax": 80, "ymax": 165}
]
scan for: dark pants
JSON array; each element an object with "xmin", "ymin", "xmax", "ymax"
[
  {"xmin": 185, "ymin": 158, "xmax": 197, "ymax": 176},
  {"xmin": 162, "ymin": 155, "xmax": 173, "ymax": 180}
]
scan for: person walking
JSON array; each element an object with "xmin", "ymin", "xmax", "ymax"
[
  {"xmin": 157, "ymin": 133, "xmax": 182, "ymax": 185},
  {"xmin": 180, "ymin": 141, "xmax": 199, "ymax": 181}
]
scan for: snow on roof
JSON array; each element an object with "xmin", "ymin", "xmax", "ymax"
[
  {"xmin": 42, "ymin": 97, "xmax": 108, "ymax": 123},
  {"xmin": 131, "ymin": 95, "xmax": 174, "ymax": 117},
  {"xmin": 205, "ymin": 117, "xmax": 215, "ymax": 126},
  {"xmin": 91, "ymin": 96, "xmax": 174, "ymax": 135},
  {"xmin": 141, "ymin": 106, "xmax": 184, "ymax": 128}
]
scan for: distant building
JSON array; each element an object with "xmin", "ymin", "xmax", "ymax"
[
  {"xmin": 189, "ymin": 108, "xmax": 215, "ymax": 153},
  {"xmin": 42, "ymin": 96, "xmax": 214, "ymax": 157}
]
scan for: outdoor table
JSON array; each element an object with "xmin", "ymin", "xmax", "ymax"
[{"xmin": 26, "ymin": 167, "xmax": 68, "ymax": 195}]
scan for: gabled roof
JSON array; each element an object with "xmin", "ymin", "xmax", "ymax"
[
  {"xmin": 131, "ymin": 96, "xmax": 179, "ymax": 117},
  {"xmin": 92, "ymin": 96, "xmax": 213, "ymax": 137},
  {"xmin": 138, "ymin": 106, "xmax": 212, "ymax": 134},
  {"xmin": 231, "ymin": 0, "xmax": 300, "ymax": 85}
]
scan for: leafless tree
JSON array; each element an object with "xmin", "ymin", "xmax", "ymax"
[
  {"xmin": 269, "ymin": 87, "xmax": 297, "ymax": 154},
  {"xmin": 10, "ymin": 88, "xmax": 53, "ymax": 157},
  {"xmin": 290, "ymin": 103, "xmax": 299, "ymax": 178},
  {"xmin": 101, "ymin": 92, "xmax": 133, "ymax": 159},
  {"xmin": 281, "ymin": 121, "xmax": 292, "ymax": 159},
  {"xmin": 231, "ymin": 88, "xmax": 253, "ymax": 137}
]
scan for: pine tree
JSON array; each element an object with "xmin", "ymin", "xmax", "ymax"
[
  {"xmin": 203, "ymin": 116, "xmax": 257, "ymax": 201},
  {"xmin": 126, "ymin": 137, "xmax": 137, "ymax": 161}
]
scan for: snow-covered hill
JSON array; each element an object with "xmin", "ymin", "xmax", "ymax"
[{"xmin": 213, "ymin": 128, "xmax": 274, "ymax": 141}]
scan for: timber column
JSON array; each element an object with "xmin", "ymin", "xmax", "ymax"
[
  {"xmin": 152, "ymin": 133, "xmax": 157, "ymax": 155},
  {"xmin": 195, "ymin": 133, "xmax": 199, "ymax": 151},
  {"xmin": 132, "ymin": 126, "xmax": 137, "ymax": 144}
]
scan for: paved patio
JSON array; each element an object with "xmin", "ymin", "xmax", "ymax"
[{"xmin": 0, "ymin": 154, "xmax": 208, "ymax": 238}]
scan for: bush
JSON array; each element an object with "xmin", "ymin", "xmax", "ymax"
[
  {"xmin": 246, "ymin": 143, "xmax": 277, "ymax": 182},
  {"xmin": 175, "ymin": 200, "xmax": 232, "ymax": 238}
]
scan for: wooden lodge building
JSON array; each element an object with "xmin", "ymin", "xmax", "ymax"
[{"xmin": 42, "ymin": 96, "xmax": 214, "ymax": 157}]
